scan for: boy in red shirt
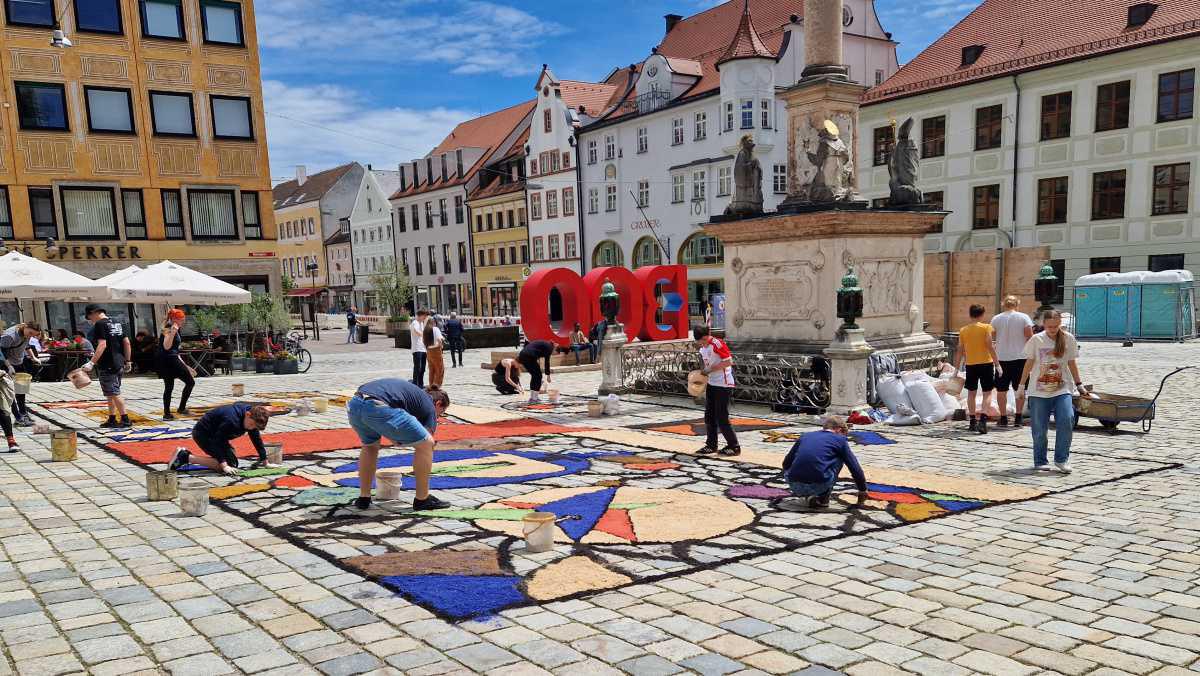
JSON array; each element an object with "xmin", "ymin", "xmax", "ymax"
[{"xmin": 694, "ymin": 325, "xmax": 740, "ymax": 456}]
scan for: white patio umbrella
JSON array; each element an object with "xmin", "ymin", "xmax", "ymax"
[
  {"xmin": 0, "ymin": 251, "xmax": 108, "ymax": 300},
  {"xmin": 106, "ymin": 260, "xmax": 251, "ymax": 306},
  {"xmin": 95, "ymin": 265, "xmax": 143, "ymax": 289}
]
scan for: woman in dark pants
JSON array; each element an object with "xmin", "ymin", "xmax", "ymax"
[
  {"xmin": 517, "ymin": 340, "xmax": 554, "ymax": 403},
  {"xmin": 157, "ymin": 309, "xmax": 195, "ymax": 420},
  {"xmin": 492, "ymin": 358, "xmax": 522, "ymax": 395}
]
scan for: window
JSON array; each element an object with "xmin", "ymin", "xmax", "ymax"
[
  {"xmin": 633, "ymin": 236, "xmax": 662, "ymax": 267},
  {"xmin": 1092, "ymin": 170, "xmax": 1126, "ymax": 220},
  {"xmin": 672, "ymin": 118, "xmax": 684, "ymax": 145},
  {"xmin": 1090, "ymin": 257, "xmax": 1121, "ymax": 274},
  {"xmin": 161, "ymin": 190, "xmax": 183, "ymax": 239},
  {"xmin": 549, "ymin": 151, "xmax": 559, "ymax": 172},
  {"xmin": 1096, "ymin": 81, "xmax": 1131, "ymax": 132},
  {"xmin": 671, "ymin": 175, "xmax": 685, "ymax": 203},
  {"xmin": 564, "ymin": 232, "xmax": 577, "ymax": 258},
  {"xmin": 588, "ymin": 188, "xmax": 599, "ymax": 214},
  {"xmin": 141, "ymin": 0, "xmax": 185, "ymax": 39},
  {"xmin": 533, "ymin": 237, "xmax": 544, "ymax": 261},
  {"xmin": 411, "ymin": 204, "xmax": 420, "ymax": 230},
  {"xmin": 760, "ymin": 99, "xmax": 770, "ymax": 128},
  {"xmin": 925, "ymin": 190, "xmax": 945, "ymax": 212},
  {"xmin": 593, "ymin": 240, "xmax": 623, "ymax": 267},
  {"xmin": 456, "ymin": 150, "xmax": 464, "ymax": 177},
  {"xmin": 529, "ymin": 158, "xmax": 538, "ymax": 176},
  {"xmin": 1153, "ymin": 163, "xmax": 1190, "ymax": 216},
  {"xmin": 76, "ymin": 0, "xmax": 123, "ymax": 33},
  {"xmin": 397, "ymin": 208, "xmax": 406, "ymax": 232},
  {"xmin": 549, "ymin": 235, "xmax": 561, "ymax": 260},
  {"xmin": 443, "ymin": 243, "xmax": 451, "ymax": 273},
  {"xmin": 921, "ymin": 116, "xmax": 945, "ymax": 158},
  {"xmin": 458, "ymin": 242, "xmax": 467, "ymax": 273},
  {"xmin": 740, "ymin": 100, "xmax": 754, "ymax": 129},
  {"xmin": 1150, "ymin": 253, "xmax": 1184, "ymax": 272},
  {"xmin": 695, "ymin": 112, "xmax": 707, "ymax": 140},
  {"xmin": 587, "ymin": 140, "xmax": 597, "ymax": 164},
  {"xmin": 773, "ymin": 164, "xmax": 787, "ymax": 194},
  {"xmin": 562, "ymin": 187, "xmax": 575, "ymax": 216},
  {"xmin": 241, "ymin": 192, "xmax": 261, "ymax": 239},
  {"xmin": 454, "ymin": 195, "xmax": 464, "ymax": 223},
  {"xmin": 29, "ymin": 188, "xmax": 56, "ymax": 239},
  {"xmin": 717, "ymin": 167, "xmax": 731, "ymax": 197},
  {"xmin": 679, "ymin": 234, "xmax": 723, "ymax": 266},
  {"xmin": 530, "ymin": 193, "xmax": 542, "ymax": 219},
  {"xmin": 58, "ymin": 188, "xmax": 117, "ymax": 240},
  {"xmin": 428, "ymin": 245, "xmax": 437, "ymax": 274},
  {"xmin": 562, "ymin": 152, "xmax": 570, "ymax": 169},
  {"xmin": 477, "ymin": 249, "xmax": 485, "ymax": 267},
  {"xmin": 605, "ymin": 185, "xmax": 617, "ymax": 212},
  {"xmin": 1158, "ymin": 69, "xmax": 1194, "ymax": 123},
  {"xmin": 637, "ymin": 127, "xmax": 648, "ymax": 153},
  {"xmin": 543, "ymin": 109, "xmax": 552, "ymax": 133},
  {"xmin": 0, "ymin": 188, "xmax": 12, "ymax": 239},
  {"xmin": 972, "ymin": 184, "xmax": 1000, "ymax": 229},
  {"xmin": 547, "ymin": 190, "xmax": 558, "ymax": 218},
  {"xmin": 605, "ymin": 135, "xmax": 615, "ymax": 160},
  {"xmin": 6, "ymin": 0, "xmax": 52, "ymax": 26},
  {"xmin": 486, "ymin": 213, "xmax": 493, "ymax": 231},
  {"xmin": 875, "ymin": 70, "xmax": 885, "ymax": 86},
  {"xmin": 15, "ymin": 82, "xmax": 68, "ymax": 131},
  {"xmin": 520, "ymin": 244, "xmax": 528, "ymax": 263},
  {"xmin": 631, "ymin": 180, "xmax": 647, "ymax": 208},
  {"xmin": 188, "ymin": 189, "xmax": 238, "ymax": 239},
  {"xmin": 873, "ymin": 126, "xmax": 894, "ymax": 166},
  {"xmin": 200, "ymin": 0, "xmax": 243, "ymax": 45},
  {"xmin": 474, "ymin": 215, "xmax": 482, "ymax": 232},
  {"xmin": 1037, "ymin": 177, "xmax": 1069, "ymax": 225},
  {"xmin": 961, "ymin": 44, "xmax": 985, "ymax": 67},
  {"xmin": 724, "ymin": 101, "xmax": 734, "ymax": 131},
  {"xmin": 499, "ymin": 248, "xmax": 507, "ymax": 265},
  {"xmin": 424, "ymin": 202, "xmax": 432, "ymax": 228},
  {"xmin": 438, "ymin": 198, "xmax": 447, "ymax": 225},
  {"xmin": 415, "ymin": 248, "xmax": 423, "ymax": 276},
  {"xmin": 518, "ymin": 207, "xmax": 527, "ymax": 226},
  {"xmin": 1040, "ymin": 92, "xmax": 1072, "ymax": 141},
  {"xmin": 210, "ymin": 95, "xmax": 253, "ymax": 140},
  {"xmin": 693, "ymin": 170, "xmax": 706, "ymax": 200},
  {"xmin": 975, "ymin": 104, "xmax": 1003, "ymax": 150},
  {"xmin": 83, "ymin": 87, "xmax": 135, "ymax": 134},
  {"xmin": 150, "ymin": 91, "xmax": 195, "ymax": 136},
  {"xmin": 119, "ymin": 190, "xmax": 147, "ymax": 240},
  {"xmin": 1128, "ymin": 2, "xmax": 1157, "ymax": 27}
]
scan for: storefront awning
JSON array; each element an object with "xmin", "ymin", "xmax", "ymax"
[{"xmin": 286, "ymin": 287, "xmax": 327, "ymax": 298}]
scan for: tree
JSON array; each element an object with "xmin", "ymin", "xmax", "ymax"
[
  {"xmin": 190, "ymin": 308, "xmax": 219, "ymax": 337},
  {"xmin": 245, "ymin": 293, "xmax": 290, "ymax": 352},
  {"xmin": 370, "ymin": 261, "xmax": 413, "ymax": 321},
  {"xmin": 281, "ymin": 274, "xmax": 296, "ymax": 293}
]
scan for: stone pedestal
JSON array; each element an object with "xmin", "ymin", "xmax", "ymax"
[
  {"xmin": 824, "ymin": 326, "xmax": 874, "ymax": 415},
  {"xmin": 779, "ymin": 77, "xmax": 868, "ymax": 207},
  {"xmin": 598, "ymin": 323, "xmax": 626, "ymax": 396}
]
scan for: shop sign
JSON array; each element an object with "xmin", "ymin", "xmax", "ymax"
[
  {"xmin": 8, "ymin": 243, "xmax": 143, "ymax": 261},
  {"xmin": 630, "ymin": 219, "xmax": 661, "ymax": 231},
  {"xmin": 248, "ymin": 252, "xmax": 276, "ymax": 258}
]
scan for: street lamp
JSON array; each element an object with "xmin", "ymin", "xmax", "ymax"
[
  {"xmin": 1034, "ymin": 261, "xmax": 1059, "ymax": 316},
  {"xmin": 836, "ymin": 267, "xmax": 864, "ymax": 331},
  {"xmin": 305, "ymin": 260, "xmax": 320, "ymax": 340}
]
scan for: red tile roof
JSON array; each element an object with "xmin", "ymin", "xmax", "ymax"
[
  {"xmin": 560, "ymin": 80, "xmax": 619, "ymax": 116},
  {"xmin": 272, "ymin": 163, "xmax": 356, "ymax": 208},
  {"xmin": 716, "ymin": 0, "xmax": 776, "ymax": 68},
  {"xmin": 864, "ymin": 0, "xmax": 1200, "ymax": 105},
  {"xmin": 390, "ymin": 100, "xmax": 535, "ymax": 200}
]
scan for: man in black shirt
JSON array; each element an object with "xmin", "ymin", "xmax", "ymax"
[
  {"xmin": 346, "ymin": 306, "xmax": 358, "ymax": 344},
  {"xmin": 81, "ymin": 305, "xmax": 132, "ymax": 429},
  {"xmin": 517, "ymin": 339, "xmax": 554, "ymax": 403},
  {"xmin": 444, "ymin": 312, "xmax": 465, "ymax": 367},
  {"xmin": 170, "ymin": 403, "xmax": 271, "ymax": 475}
]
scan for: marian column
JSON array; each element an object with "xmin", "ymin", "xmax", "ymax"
[{"xmin": 801, "ymin": 0, "xmax": 848, "ymax": 81}]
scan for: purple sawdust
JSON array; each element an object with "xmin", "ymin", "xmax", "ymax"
[{"xmin": 728, "ymin": 485, "xmax": 791, "ymax": 499}]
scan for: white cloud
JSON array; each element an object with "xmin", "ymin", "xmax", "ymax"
[{"xmin": 262, "ymin": 80, "xmax": 474, "ymax": 181}]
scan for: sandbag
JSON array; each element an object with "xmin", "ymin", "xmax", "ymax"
[
  {"xmin": 905, "ymin": 379, "xmax": 947, "ymax": 424},
  {"xmin": 886, "ymin": 411, "xmax": 921, "ymax": 426},
  {"xmin": 940, "ymin": 393, "xmax": 959, "ymax": 421},
  {"xmin": 876, "ymin": 374, "xmax": 912, "ymax": 414}
]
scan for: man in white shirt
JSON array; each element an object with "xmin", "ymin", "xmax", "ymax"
[
  {"xmin": 410, "ymin": 308, "xmax": 429, "ymax": 387},
  {"xmin": 990, "ymin": 295, "xmax": 1034, "ymax": 427}
]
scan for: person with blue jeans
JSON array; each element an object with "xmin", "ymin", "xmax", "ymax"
[
  {"xmin": 345, "ymin": 378, "xmax": 451, "ymax": 511},
  {"xmin": 1018, "ymin": 310, "xmax": 1083, "ymax": 474},
  {"xmin": 781, "ymin": 415, "xmax": 867, "ymax": 509},
  {"xmin": 345, "ymin": 307, "xmax": 358, "ymax": 344}
]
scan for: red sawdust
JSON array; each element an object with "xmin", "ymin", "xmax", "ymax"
[
  {"xmin": 273, "ymin": 475, "xmax": 315, "ymax": 489},
  {"xmin": 593, "ymin": 508, "xmax": 636, "ymax": 542},
  {"xmin": 868, "ymin": 490, "xmax": 926, "ymax": 504},
  {"xmin": 628, "ymin": 462, "xmax": 680, "ymax": 472}
]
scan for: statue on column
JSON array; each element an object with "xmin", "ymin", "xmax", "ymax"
[
  {"xmin": 724, "ymin": 134, "xmax": 764, "ymax": 218},
  {"xmin": 803, "ymin": 120, "xmax": 852, "ymax": 203},
  {"xmin": 888, "ymin": 118, "xmax": 923, "ymax": 206}
]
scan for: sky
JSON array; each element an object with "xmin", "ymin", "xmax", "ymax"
[{"xmin": 258, "ymin": 0, "xmax": 984, "ymax": 183}]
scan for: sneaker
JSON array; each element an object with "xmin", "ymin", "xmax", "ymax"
[
  {"xmin": 998, "ymin": 416, "xmax": 1009, "ymax": 427},
  {"xmin": 413, "ymin": 494, "xmax": 450, "ymax": 511},
  {"xmin": 968, "ymin": 418, "xmax": 978, "ymax": 432},
  {"xmin": 978, "ymin": 415, "xmax": 989, "ymax": 435},
  {"xmin": 352, "ymin": 496, "xmax": 372, "ymax": 511},
  {"xmin": 696, "ymin": 446, "xmax": 719, "ymax": 455},
  {"xmin": 6, "ymin": 437, "xmax": 18, "ymax": 452},
  {"xmin": 169, "ymin": 448, "xmax": 189, "ymax": 471},
  {"xmin": 163, "ymin": 412, "xmax": 175, "ymax": 421},
  {"xmin": 1013, "ymin": 414, "xmax": 1023, "ymax": 428},
  {"xmin": 15, "ymin": 416, "xmax": 32, "ymax": 428},
  {"xmin": 806, "ymin": 495, "xmax": 826, "ymax": 509},
  {"xmin": 177, "ymin": 407, "xmax": 190, "ymax": 416},
  {"xmin": 1034, "ymin": 464, "xmax": 1054, "ymax": 472},
  {"xmin": 99, "ymin": 417, "xmax": 118, "ymax": 428},
  {"xmin": 1054, "ymin": 462, "xmax": 1073, "ymax": 474},
  {"xmin": 718, "ymin": 446, "xmax": 742, "ymax": 457},
  {"xmin": 528, "ymin": 393, "xmax": 540, "ymax": 404}
]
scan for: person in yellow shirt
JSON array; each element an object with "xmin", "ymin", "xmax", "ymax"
[{"xmin": 955, "ymin": 304, "xmax": 1000, "ymax": 434}]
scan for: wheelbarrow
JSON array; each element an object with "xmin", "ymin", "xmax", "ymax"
[{"xmin": 1073, "ymin": 366, "xmax": 1193, "ymax": 433}]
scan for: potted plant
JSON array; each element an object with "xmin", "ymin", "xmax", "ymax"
[
  {"xmin": 371, "ymin": 261, "xmax": 413, "ymax": 338},
  {"xmin": 253, "ymin": 350, "xmax": 275, "ymax": 373},
  {"xmin": 273, "ymin": 350, "xmax": 299, "ymax": 375}
]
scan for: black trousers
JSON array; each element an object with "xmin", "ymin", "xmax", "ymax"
[
  {"xmin": 493, "ymin": 371, "xmax": 518, "ymax": 394},
  {"xmin": 158, "ymin": 357, "xmax": 195, "ymax": 413},
  {"xmin": 12, "ymin": 361, "xmax": 34, "ymax": 418},
  {"xmin": 449, "ymin": 339, "xmax": 465, "ymax": 366},
  {"xmin": 411, "ymin": 351, "xmax": 427, "ymax": 386},
  {"xmin": 704, "ymin": 385, "xmax": 739, "ymax": 449},
  {"xmin": 517, "ymin": 356, "xmax": 543, "ymax": 392}
]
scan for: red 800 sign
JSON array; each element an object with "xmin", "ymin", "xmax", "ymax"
[{"xmin": 518, "ymin": 265, "xmax": 690, "ymax": 346}]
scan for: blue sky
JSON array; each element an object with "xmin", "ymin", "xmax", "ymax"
[{"xmin": 258, "ymin": 0, "xmax": 983, "ymax": 182}]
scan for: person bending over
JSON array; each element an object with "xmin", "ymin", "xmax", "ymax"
[
  {"xmin": 492, "ymin": 358, "xmax": 522, "ymax": 395},
  {"xmin": 345, "ymin": 378, "xmax": 451, "ymax": 512},
  {"xmin": 170, "ymin": 404, "xmax": 271, "ymax": 476},
  {"xmin": 517, "ymin": 339, "xmax": 554, "ymax": 403},
  {"xmin": 782, "ymin": 415, "xmax": 867, "ymax": 509}
]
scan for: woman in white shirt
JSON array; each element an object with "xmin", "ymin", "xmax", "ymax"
[{"xmin": 1018, "ymin": 310, "xmax": 1084, "ymax": 474}]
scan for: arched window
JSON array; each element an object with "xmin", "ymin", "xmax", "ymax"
[
  {"xmin": 678, "ymin": 233, "xmax": 724, "ymax": 266},
  {"xmin": 592, "ymin": 240, "xmax": 624, "ymax": 268},
  {"xmin": 632, "ymin": 236, "xmax": 663, "ymax": 268}
]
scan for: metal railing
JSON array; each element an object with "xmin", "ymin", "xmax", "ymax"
[{"xmin": 614, "ymin": 89, "xmax": 673, "ymax": 116}]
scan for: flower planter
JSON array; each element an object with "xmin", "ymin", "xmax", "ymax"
[
  {"xmin": 231, "ymin": 356, "xmax": 246, "ymax": 371},
  {"xmin": 255, "ymin": 359, "xmax": 276, "ymax": 373},
  {"xmin": 241, "ymin": 357, "xmax": 255, "ymax": 372},
  {"xmin": 274, "ymin": 359, "xmax": 299, "ymax": 375},
  {"xmin": 386, "ymin": 320, "xmax": 405, "ymax": 338}
]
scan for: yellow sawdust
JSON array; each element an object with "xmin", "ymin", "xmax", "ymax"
[
  {"xmin": 208, "ymin": 483, "xmax": 269, "ymax": 500},
  {"xmin": 525, "ymin": 556, "xmax": 633, "ymax": 601},
  {"xmin": 895, "ymin": 501, "xmax": 947, "ymax": 522},
  {"xmin": 84, "ymin": 410, "xmax": 156, "ymax": 425},
  {"xmin": 562, "ymin": 429, "xmax": 784, "ymax": 467}
]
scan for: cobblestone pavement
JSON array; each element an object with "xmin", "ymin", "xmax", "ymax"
[{"xmin": 0, "ymin": 342, "xmax": 1197, "ymax": 675}]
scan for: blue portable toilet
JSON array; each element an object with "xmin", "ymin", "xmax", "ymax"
[
  {"xmin": 1140, "ymin": 270, "xmax": 1195, "ymax": 339},
  {"xmin": 1074, "ymin": 270, "xmax": 1195, "ymax": 340},
  {"xmin": 1073, "ymin": 273, "xmax": 1113, "ymax": 338}
]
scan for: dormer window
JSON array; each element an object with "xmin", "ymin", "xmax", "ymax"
[
  {"xmin": 1127, "ymin": 2, "xmax": 1157, "ymax": 28},
  {"xmin": 961, "ymin": 45, "xmax": 985, "ymax": 67}
]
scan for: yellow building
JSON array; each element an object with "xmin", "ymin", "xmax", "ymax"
[
  {"xmin": 0, "ymin": 0, "xmax": 277, "ymax": 333},
  {"xmin": 468, "ymin": 140, "xmax": 529, "ymax": 316}
]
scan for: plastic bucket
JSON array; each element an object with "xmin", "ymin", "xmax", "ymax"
[
  {"xmin": 12, "ymin": 373, "xmax": 31, "ymax": 395},
  {"xmin": 312, "ymin": 397, "xmax": 329, "ymax": 413},
  {"xmin": 603, "ymin": 394, "xmax": 620, "ymax": 415},
  {"xmin": 547, "ymin": 389, "xmax": 560, "ymax": 404},
  {"xmin": 522, "ymin": 512, "xmax": 557, "ymax": 553},
  {"xmin": 231, "ymin": 383, "xmax": 245, "ymax": 397},
  {"xmin": 50, "ymin": 430, "xmax": 77, "ymax": 461},
  {"xmin": 146, "ymin": 470, "xmax": 178, "ymax": 501},
  {"xmin": 67, "ymin": 369, "xmax": 91, "ymax": 389},
  {"xmin": 377, "ymin": 473, "xmax": 403, "ymax": 501},
  {"xmin": 587, "ymin": 401, "xmax": 604, "ymax": 418},
  {"xmin": 178, "ymin": 482, "xmax": 209, "ymax": 516}
]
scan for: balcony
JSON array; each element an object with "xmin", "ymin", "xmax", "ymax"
[{"xmin": 615, "ymin": 89, "xmax": 672, "ymax": 116}]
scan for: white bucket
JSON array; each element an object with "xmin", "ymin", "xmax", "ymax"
[
  {"xmin": 547, "ymin": 389, "xmax": 560, "ymax": 404},
  {"xmin": 264, "ymin": 443, "xmax": 283, "ymax": 465},
  {"xmin": 377, "ymin": 473, "xmax": 403, "ymax": 501},
  {"xmin": 603, "ymin": 394, "xmax": 620, "ymax": 415},
  {"xmin": 12, "ymin": 373, "xmax": 31, "ymax": 395},
  {"xmin": 178, "ymin": 482, "xmax": 209, "ymax": 516},
  {"xmin": 522, "ymin": 512, "xmax": 556, "ymax": 553}
]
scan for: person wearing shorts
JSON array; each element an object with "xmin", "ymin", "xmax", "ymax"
[
  {"xmin": 169, "ymin": 404, "xmax": 271, "ymax": 475},
  {"xmin": 345, "ymin": 378, "xmax": 451, "ymax": 511},
  {"xmin": 991, "ymin": 296, "xmax": 1035, "ymax": 427},
  {"xmin": 80, "ymin": 305, "xmax": 132, "ymax": 429},
  {"xmin": 956, "ymin": 304, "xmax": 1000, "ymax": 434}
]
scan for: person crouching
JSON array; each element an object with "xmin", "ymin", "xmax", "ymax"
[
  {"xmin": 781, "ymin": 416, "xmax": 867, "ymax": 509},
  {"xmin": 169, "ymin": 404, "xmax": 271, "ymax": 476}
]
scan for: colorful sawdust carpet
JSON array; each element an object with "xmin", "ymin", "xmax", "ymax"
[{"xmin": 629, "ymin": 417, "xmax": 787, "ymax": 436}]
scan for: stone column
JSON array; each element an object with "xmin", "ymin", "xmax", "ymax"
[
  {"xmin": 824, "ymin": 326, "xmax": 874, "ymax": 415},
  {"xmin": 598, "ymin": 323, "xmax": 626, "ymax": 396},
  {"xmin": 801, "ymin": 0, "xmax": 848, "ymax": 81}
]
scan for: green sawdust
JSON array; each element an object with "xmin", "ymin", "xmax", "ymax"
[
  {"xmin": 428, "ymin": 462, "xmax": 511, "ymax": 476},
  {"xmin": 239, "ymin": 467, "xmax": 289, "ymax": 478}
]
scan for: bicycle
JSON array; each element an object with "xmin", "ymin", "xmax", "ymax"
[{"xmin": 284, "ymin": 332, "xmax": 313, "ymax": 374}]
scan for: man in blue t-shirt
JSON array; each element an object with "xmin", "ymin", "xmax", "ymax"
[
  {"xmin": 169, "ymin": 403, "xmax": 271, "ymax": 475},
  {"xmin": 782, "ymin": 416, "xmax": 868, "ymax": 509},
  {"xmin": 346, "ymin": 378, "xmax": 451, "ymax": 511}
]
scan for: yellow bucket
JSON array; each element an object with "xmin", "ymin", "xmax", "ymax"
[
  {"xmin": 50, "ymin": 430, "xmax": 77, "ymax": 462},
  {"xmin": 12, "ymin": 373, "xmax": 31, "ymax": 395}
]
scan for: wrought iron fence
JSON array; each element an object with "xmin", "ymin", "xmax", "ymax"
[{"xmin": 893, "ymin": 344, "xmax": 951, "ymax": 376}]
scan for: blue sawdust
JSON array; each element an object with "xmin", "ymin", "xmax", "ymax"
[
  {"xmin": 932, "ymin": 499, "xmax": 986, "ymax": 511},
  {"xmin": 865, "ymin": 482, "xmax": 914, "ymax": 494},
  {"xmin": 332, "ymin": 449, "xmax": 591, "ymax": 490},
  {"xmin": 536, "ymin": 487, "xmax": 617, "ymax": 541},
  {"xmin": 380, "ymin": 574, "xmax": 526, "ymax": 620},
  {"xmin": 848, "ymin": 430, "xmax": 897, "ymax": 445}
]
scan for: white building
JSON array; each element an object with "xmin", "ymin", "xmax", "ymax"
[
  {"xmin": 576, "ymin": 0, "xmax": 898, "ymax": 316},
  {"xmin": 324, "ymin": 227, "xmax": 353, "ymax": 310},
  {"xmin": 350, "ymin": 168, "xmax": 401, "ymax": 312},
  {"xmin": 390, "ymin": 101, "xmax": 533, "ymax": 314},
  {"xmin": 859, "ymin": 0, "xmax": 1200, "ymax": 306}
]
